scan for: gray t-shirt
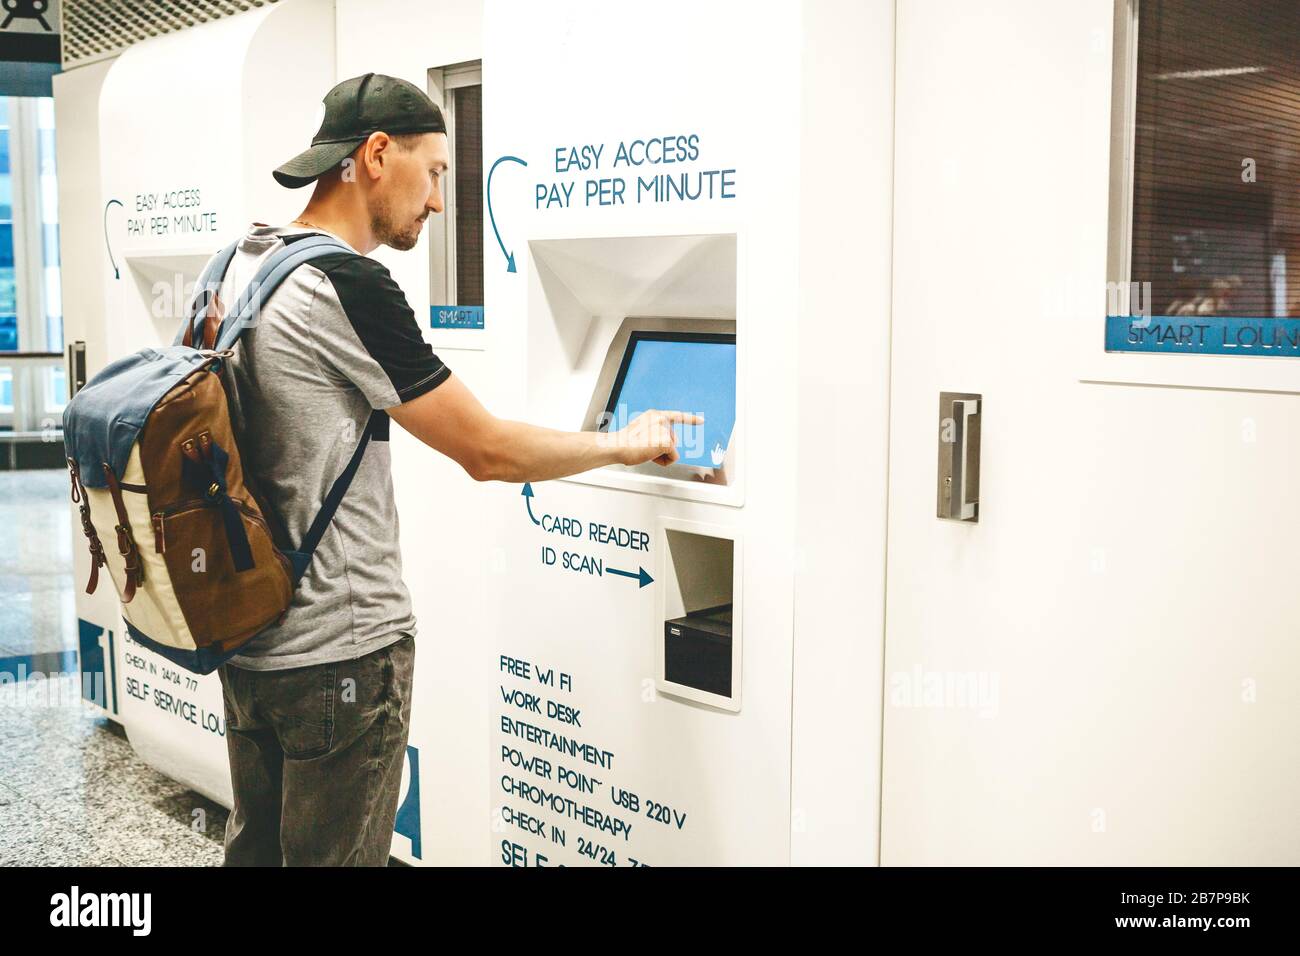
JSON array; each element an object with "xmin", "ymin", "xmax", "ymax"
[{"xmin": 216, "ymin": 222, "xmax": 449, "ymax": 670}]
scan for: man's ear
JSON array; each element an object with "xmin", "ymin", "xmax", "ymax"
[{"xmin": 361, "ymin": 131, "xmax": 391, "ymax": 181}]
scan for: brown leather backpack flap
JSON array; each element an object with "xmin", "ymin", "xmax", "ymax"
[
  {"xmin": 141, "ymin": 368, "xmax": 256, "ymax": 511},
  {"xmin": 155, "ymin": 501, "xmax": 292, "ymax": 647},
  {"xmin": 138, "ymin": 364, "xmax": 292, "ymax": 647}
]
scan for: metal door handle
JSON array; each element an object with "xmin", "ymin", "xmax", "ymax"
[{"xmin": 937, "ymin": 392, "xmax": 981, "ymax": 522}]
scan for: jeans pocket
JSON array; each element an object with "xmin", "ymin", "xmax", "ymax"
[
  {"xmin": 328, "ymin": 639, "xmax": 406, "ymax": 753},
  {"xmin": 264, "ymin": 662, "xmax": 338, "ymax": 760}
]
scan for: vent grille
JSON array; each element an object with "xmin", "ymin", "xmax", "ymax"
[{"xmin": 61, "ymin": 1, "xmax": 280, "ymax": 67}]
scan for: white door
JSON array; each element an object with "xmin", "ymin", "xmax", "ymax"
[{"xmin": 882, "ymin": 0, "xmax": 1300, "ymax": 865}]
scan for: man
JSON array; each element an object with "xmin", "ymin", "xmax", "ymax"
[{"xmin": 214, "ymin": 73, "xmax": 698, "ymax": 866}]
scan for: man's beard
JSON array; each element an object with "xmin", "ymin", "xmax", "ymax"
[{"xmin": 370, "ymin": 195, "xmax": 424, "ymax": 251}]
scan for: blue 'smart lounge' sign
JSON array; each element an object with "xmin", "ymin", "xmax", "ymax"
[
  {"xmin": 431, "ymin": 305, "xmax": 485, "ymax": 331},
  {"xmin": 1105, "ymin": 315, "xmax": 1300, "ymax": 357}
]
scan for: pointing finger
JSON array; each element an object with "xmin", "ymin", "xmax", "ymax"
[{"xmin": 659, "ymin": 410, "xmax": 704, "ymax": 426}]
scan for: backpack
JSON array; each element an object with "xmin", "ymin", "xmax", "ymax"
[{"xmin": 62, "ymin": 234, "xmax": 384, "ymax": 674}]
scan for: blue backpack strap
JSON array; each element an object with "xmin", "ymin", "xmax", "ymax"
[
  {"xmin": 173, "ymin": 238, "xmax": 242, "ymax": 346},
  {"xmin": 281, "ymin": 410, "xmax": 385, "ymax": 583},
  {"xmin": 214, "ymin": 235, "xmax": 353, "ymax": 352}
]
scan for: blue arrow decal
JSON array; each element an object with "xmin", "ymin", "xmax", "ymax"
[
  {"xmin": 607, "ymin": 566, "xmax": 654, "ymax": 588},
  {"xmin": 521, "ymin": 482, "xmax": 540, "ymax": 525},
  {"xmin": 103, "ymin": 199, "xmax": 123, "ymax": 279},
  {"xmin": 487, "ymin": 154, "xmax": 528, "ymax": 273}
]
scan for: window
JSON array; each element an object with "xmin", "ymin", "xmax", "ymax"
[
  {"xmin": 451, "ymin": 82, "xmax": 484, "ymax": 311},
  {"xmin": 428, "ymin": 61, "xmax": 485, "ymax": 337},
  {"xmin": 0, "ymin": 95, "xmax": 63, "ymax": 429},
  {"xmin": 1, "ymin": 98, "xmax": 16, "ymax": 355},
  {"xmin": 1107, "ymin": 0, "xmax": 1300, "ymax": 354}
]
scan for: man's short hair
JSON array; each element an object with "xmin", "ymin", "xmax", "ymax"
[{"xmin": 389, "ymin": 131, "xmax": 432, "ymax": 151}]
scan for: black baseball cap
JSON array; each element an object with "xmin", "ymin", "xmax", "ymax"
[{"xmin": 273, "ymin": 72, "xmax": 447, "ymax": 188}]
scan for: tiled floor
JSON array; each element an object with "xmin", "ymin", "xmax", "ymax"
[{"xmin": 0, "ymin": 469, "xmax": 228, "ymax": 866}]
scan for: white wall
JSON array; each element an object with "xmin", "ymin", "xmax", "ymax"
[
  {"xmin": 53, "ymin": 58, "xmax": 114, "ymax": 378},
  {"xmin": 883, "ymin": 0, "xmax": 1300, "ymax": 865},
  {"xmin": 791, "ymin": 0, "xmax": 894, "ymax": 865}
]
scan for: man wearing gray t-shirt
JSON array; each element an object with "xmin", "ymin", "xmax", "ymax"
[{"xmin": 216, "ymin": 73, "xmax": 696, "ymax": 866}]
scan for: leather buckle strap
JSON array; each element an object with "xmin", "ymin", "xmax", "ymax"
[
  {"xmin": 67, "ymin": 458, "xmax": 106, "ymax": 595},
  {"xmin": 77, "ymin": 500, "xmax": 95, "ymax": 537},
  {"xmin": 103, "ymin": 463, "xmax": 144, "ymax": 602}
]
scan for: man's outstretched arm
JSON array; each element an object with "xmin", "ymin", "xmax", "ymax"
[{"xmin": 388, "ymin": 373, "xmax": 702, "ymax": 483}]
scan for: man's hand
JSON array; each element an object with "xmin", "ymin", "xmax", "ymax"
[
  {"xmin": 602, "ymin": 409, "xmax": 705, "ymax": 467},
  {"xmin": 389, "ymin": 373, "xmax": 705, "ymax": 482}
]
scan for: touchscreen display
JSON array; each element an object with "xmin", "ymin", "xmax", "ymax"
[{"xmin": 603, "ymin": 332, "xmax": 736, "ymax": 469}]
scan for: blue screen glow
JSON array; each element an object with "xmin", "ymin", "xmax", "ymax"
[{"xmin": 607, "ymin": 337, "xmax": 736, "ymax": 468}]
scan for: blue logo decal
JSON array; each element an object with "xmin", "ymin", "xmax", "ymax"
[
  {"xmin": 431, "ymin": 305, "xmax": 485, "ymax": 330},
  {"xmin": 78, "ymin": 618, "xmax": 117, "ymax": 713},
  {"xmin": 395, "ymin": 744, "xmax": 422, "ymax": 859}
]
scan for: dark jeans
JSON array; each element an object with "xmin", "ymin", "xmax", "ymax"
[{"xmin": 217, "ymin": 634, "xmax": 415, "ymax": 866}]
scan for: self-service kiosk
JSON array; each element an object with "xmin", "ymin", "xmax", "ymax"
[
  {"xmin": 452, "ymin": 0, "xmax": 893, "ymax": 867},
  {"xmin": 56, "ymin": 0, "xmax": 896, "ymax": 866}
]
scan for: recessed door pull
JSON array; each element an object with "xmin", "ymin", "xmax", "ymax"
[{"xmin": 937, "ymin": 392, "xmax": 981, "ymax": 522}]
